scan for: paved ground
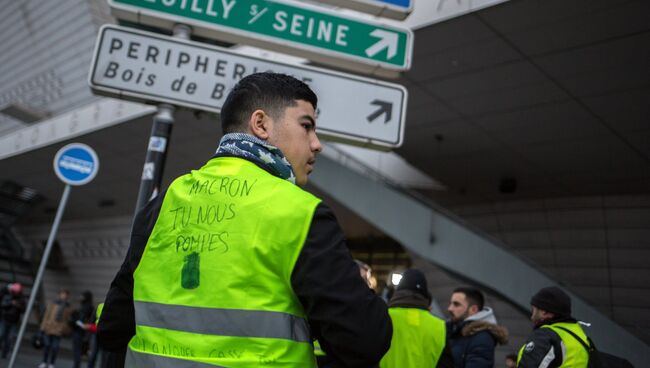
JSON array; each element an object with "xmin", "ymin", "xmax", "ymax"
[{"xmin": 1, "ymin": 339, "xmax": 87, "ymax": 368}]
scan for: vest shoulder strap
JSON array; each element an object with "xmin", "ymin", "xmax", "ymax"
[
  {"xmin": 553, "ymin": 326, "xmax": 593, "ymax": 351},
  {"xmin": 554, "ymin": 326, "xmax": 608, "ymax": 368},
  {"xmin": 553, "ymin": 325, "xmax": 594, "ymax": 353}
]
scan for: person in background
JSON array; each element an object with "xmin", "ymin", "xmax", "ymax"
[
  {"xmin": 380, "ymin": 269, "xmax": 453, "ymax": 368},
  {"xmin": 0, "ymin": 282, "xmax": 26, "ymax": 358},
  {"xmin": 447, "ymin": 287, "xmax": 508, "ymax": 368},
  {"xmin": 72, "ymin": 291, "xmax": 95, "ymax": 368},
  {"xmin": 86, "ymin": 302, "xmax": 103, "ymax": 368},
  {"xmin": 517, "ymin": 287, "xmax": 591, "ymax": 367},
  {"xmin": 40, "ymin": 289, "xmax": 73, "ymax": 368},
  {"xmin": 505, "ymin": 353, "xmax": 517, "ymax": 368}
]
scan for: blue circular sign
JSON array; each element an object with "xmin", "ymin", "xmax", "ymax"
[{"xmin": 53, "ymin": 143, "xmax": 99, "ymax": 186}]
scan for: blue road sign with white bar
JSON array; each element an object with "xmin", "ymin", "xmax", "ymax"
[
  {"xmin": 309, "ymin": 0, "xmax": 413, "ymax": 20},
  {"xmin": 53, "ymin": 143, "xmax": 99, "ymax": 186},
  {"xmin": 377, "ymin": 0, "xmax": 411, "ymax": 8}
]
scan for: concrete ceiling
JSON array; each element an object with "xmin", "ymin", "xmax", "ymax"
[
  {"xmin": 397, "ymin": 0, "xmax": 650, "ymax": 205},
  {"xmin": 1, "ymin": 0, "xmax": 649, "ymax": 226}
]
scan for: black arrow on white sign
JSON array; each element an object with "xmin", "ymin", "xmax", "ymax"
[{"xmin": 367, "ymin": 100, "xmax": 393, "ymax": 124}]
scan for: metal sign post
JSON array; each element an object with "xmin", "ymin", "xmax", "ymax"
[
  {"xmin": 8, "ymin": 143, "xmax": 99, "ymax": 368},
  {"xmin": 134, "ymin": 103, "xmax": 174, "ymax": 211},
  {"xmin": 89, "ymin": 25, "xmax": 408, "ymax": 149},
  {"xmin": 132, "ymin": 24, "xmax": 189, "ymax": 213}
]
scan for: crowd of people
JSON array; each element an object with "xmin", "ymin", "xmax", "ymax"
[
  {"xmin": 6, "ymin": 269, "xmax": 628, "ymax": 368},
  {"xmin": 5, "ymin": 72, "xmax": 631, "ymax": 367},
  {"xmin": 38, "ymin": 289, "xmax": 101, "ymax": 368},
  {"xmin": 8, "ymin": 267, "xmax": 614, "ymax": 368},
  {"xmin": 360, "ymin": 265, "xmax": 609, "ymax": 368},
  {"xmin": 0, "ymin": 283, "xmax": 101, "ymax": 368},
  {"xmin": 90, "ymin": 72, "xmax": 631, "ymax": 368}
]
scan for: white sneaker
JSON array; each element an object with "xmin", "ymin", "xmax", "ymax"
[
  {"xmin": 37, "ymin": 363, "xmax": 47, "ymax": 368},
  {"xmin": 48, "ymin": 364, "xmax": 55, "ymax": 368}
]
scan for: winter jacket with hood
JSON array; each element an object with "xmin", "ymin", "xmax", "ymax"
[{"xmin": 447, "ymin": 307, "xmax": 508, "ymax": 368}]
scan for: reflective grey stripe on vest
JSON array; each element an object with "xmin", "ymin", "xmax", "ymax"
[
  {"xmin": 134, "ymin": 301, "xmax": 310, "ymax": 343},
  {"xmin": 126, "ymin": 348, "xmax": 225, "ymax": 368}
]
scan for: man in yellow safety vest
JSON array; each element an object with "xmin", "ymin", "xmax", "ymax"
[
  {"xmin": 518, "ymin": 287, "xmax": 591, "ymax": 367},
  {"xmin": 380, "ymin": 269, "xmax": 454, "ymax": 368},
  {"xmin": 97, "ymin": 72, "xmax": 392, "ymax": 368}
]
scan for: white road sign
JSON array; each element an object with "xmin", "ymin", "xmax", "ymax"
[{"xmin": 89, "ymin": 25, "xmax": 407, "ymax": 149}]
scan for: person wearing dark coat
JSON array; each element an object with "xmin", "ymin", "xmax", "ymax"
[
  {"xmin": 72, "ymin": 291, "xmax": 95, "ymax": 368},
  {"xmin": 446, "ymin": 287, "xmax": 508, "ymax": 368},
  {"xmin": 0, "ymin": 283, "xmax": 26, "ymax": 358}
]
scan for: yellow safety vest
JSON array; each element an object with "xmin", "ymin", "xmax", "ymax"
[
  {"xmin": 95, "ymin": 302, "xmax": 104, "ymax": 324},
  {"xmin": 380, "ymin": 307, "xmax": 447, "ymax": 368},
  {"xmin": 518, "ymin": 322, "xmax": 590, "ymax": 367},
  {"xmin": 126, "ymin": 157, "xmax": 321, "ymax": 367},
  {"xmin": 313, "ymin": 340, "xmax": 326, "ymax": 357}
]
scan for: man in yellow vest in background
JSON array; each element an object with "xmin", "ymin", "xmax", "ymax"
[
  {"xmin": 380, "ymin": 269, "xmax": 454, "ymax": 368},
  {"xmin": 518, "ymin": 287, "xmax": 591, "ymax": 367},
  {"xmin": 97, "ymin": 72, "xmax": 392, "ymax": 367}
]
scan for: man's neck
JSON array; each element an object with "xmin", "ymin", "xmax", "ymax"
[{"xmin": 536, "ymin": 316, "xmax": 576, "ymax": 328}]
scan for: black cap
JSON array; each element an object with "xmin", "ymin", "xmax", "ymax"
[
  {"xmin": 530, "ymin": 286, "xmax": 571, "ymax": 317},
  {"xmin": 397, "ymin": 269, "xmax": 431, "ymax": 300}
]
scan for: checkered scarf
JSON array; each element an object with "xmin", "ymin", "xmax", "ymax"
[{"xmin": 215, "ymin": 133, "xmax": 296, "ymax": 184}]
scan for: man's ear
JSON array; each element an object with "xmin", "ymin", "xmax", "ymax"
[
  {"xmin": 542, "ymin": 310, "xmax": 555, "ymax": 320},
  {"xmin": 469, "ymin": 305, "xmax": 479, "ymax": 315},
  {"xmin": 248, "ymin": 109, "xmax": 271, "ymax": 140}
]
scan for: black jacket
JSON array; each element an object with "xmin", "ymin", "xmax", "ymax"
[
  {"xmin": 447, "ymin": 309, "xmax": 508, "ymax": 368},
  {"xmin": 1, "ymin": 292, "xmax": 26, "ymax": 323},
  {"xmin": 518, "ymin": 318, "xmax": 580, "ymax": 368},
  {"xmin": 97, "ymin": 156, "xmax": 392, "ymax": 368},
  {"xmin": 71, "ymin": 301, "xmax": 95, "ymax": 332}
]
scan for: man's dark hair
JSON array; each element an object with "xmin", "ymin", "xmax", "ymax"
[
  {"xmin": 453, "ymin": 287, "xmax": 485, "ymax": 310},
  {"xmin": 220, "ymin": 72, "xmax": 318, "ymax": 134}
]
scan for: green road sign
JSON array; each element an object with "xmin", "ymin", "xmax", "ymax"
[{"xmin": 108, "ymin": 0, "xmax": 413, "ymax": 76}]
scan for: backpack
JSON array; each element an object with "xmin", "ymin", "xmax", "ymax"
[{"xmin": 555, "ymin": 326, "xmax": 634, "ymax": 368}]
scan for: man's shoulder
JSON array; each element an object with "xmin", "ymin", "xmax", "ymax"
[
  {"xmin": 465, "ymin": 325, "xmax": 496, "ymax": 342},
  {"xmin": 530, "ymin": 325, "xmax": 562, "ymax": 342},
  {"xmin": 460, "ymin": 320, "xmax": 508, "ymax": 345}
]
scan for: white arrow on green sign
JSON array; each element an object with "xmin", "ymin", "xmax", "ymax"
[{"xmin": 108, "ymin": 0, "xmax": 413, "ymax": 76}]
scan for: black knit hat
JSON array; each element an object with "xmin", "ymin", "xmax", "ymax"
[
  {"xmin": 530, "ymin": 286, "xmax": 571, "ymax": 317},
  {"xmin": 397, "ymin": 269, "xmax": 431, "ymax": 300}
]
